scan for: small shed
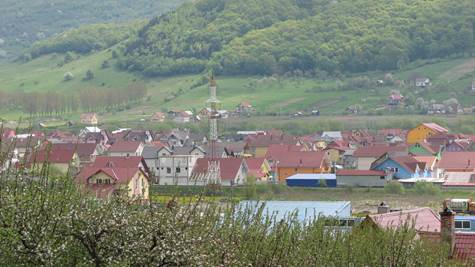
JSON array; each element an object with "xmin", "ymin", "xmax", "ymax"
[{"xmin": 286, "ymin": 173, "xmax": 337, "ymax": 188}]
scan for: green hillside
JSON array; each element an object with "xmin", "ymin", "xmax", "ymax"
[
  {"xmin": 115, "ymin": 0, "xmax": 475, "ymax": 77},
  {"xmin": 0, "ymin": 0, "xmax": 186, "ymax": 58},
  {"xmin": 1, "ymin": 52, "xmax": 475, "ymax": 121}
]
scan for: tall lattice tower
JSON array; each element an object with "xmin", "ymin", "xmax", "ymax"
[{"xmin": 205, "ymin": 74, "xmax": 221, "ymax": 184}]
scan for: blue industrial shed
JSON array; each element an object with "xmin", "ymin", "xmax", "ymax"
[{"xmin": 286, "ymin": 173, "xmax": 337, "ymax": 188}]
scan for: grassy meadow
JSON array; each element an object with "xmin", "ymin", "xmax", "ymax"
[{"xmin": 1, "ymin": 52, "xmax": 475, "ymax": 125}]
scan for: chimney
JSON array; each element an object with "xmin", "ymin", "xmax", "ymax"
[
  {"xmin": 440, "ymin": 205, "xmax": 456, "ymax": 257},
  {"xmin": 377, "ymin": 202, "xmax": 390, "ymax": 214}
]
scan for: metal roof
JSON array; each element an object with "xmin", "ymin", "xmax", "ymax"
[{"xmin": 286, "ymin": 174, "xmax": 336, "ymax": 180}]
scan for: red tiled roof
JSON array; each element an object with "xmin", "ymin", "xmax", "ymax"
[
  {"xmin": 90, "ymin": 156, "xmax": 145, "ymax": 169},
  {"xmin": 276, "ymin": 151, "xmax": 327, "ymax": 168},
  {"xmin": 438, "ymin": 152, "xmax": 475, "ymax": 170},
  {"xmin": 77, "ymin": 167, "xmax": 145, "ymax": 184},
  {"xmin": 336, "ymin": 169, "xmax": 386, "ymax": 176},
  {"xmin": 192, "ymin": 158, "xmax": 245, "ymax": 181},
  {"xmin": 247, "ymin": 134, "xmax": 298, "ymax": 148},
  {"xmin": 49, "ymin": 143, "xmax": 97, "ymax": 160},
  {"xmin": 422, "ymin": 123, "xmax": 449, "ymax": 133},
  {"xmin": 108, "ymin": 141, "xmax": 142, "ymax": 153},
  {"xmin": 420, "ymin": 232, "xmax": 475, "ymax": 261},
  {"xmin": 245, "ymin": 158, "xmax": 268, "ymax": 178},
  {"xmin": 30, "ymin": 149, "xmax": 76, "ymax": 164},
  {"xmin": 353, "ymin": 144, "xmax": 407, "ymax": 158},
  {"xmin": 265, "ymin": 144, "xmax": 307, "ymax": 160},
  {"xmin": 368, "ymin": 208, "xmax": 441, "ymax": 233},
  {"xmin": 454, "ymin": 233, "xmax": 475, "ymax": 261}
]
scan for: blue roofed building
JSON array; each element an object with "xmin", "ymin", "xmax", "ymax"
[{"xmin": 285, "ymin": 173, "xmax": 337, "ymax": 187}]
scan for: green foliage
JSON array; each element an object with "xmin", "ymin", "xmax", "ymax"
[
  {"xmin": 83, "ymin": 70, "xmax": 94, "ymax": 81},
  {"xmin": 245, "ymin": 176, "xmax": 257, "ymax": 199},
  {"xmin": 384, "ymin": 181, "xmax": 405, "ymax": 195},
  {"xmin": 0, "ymin": 170, "xmax": 450, "ymax": 266},
  {"xmin": 413, "ymin": 181, "xmax": 441, "ymax": 195},
  {"xmin": 0, "ymin": 0, "xmax": 186, "ymax": 57},
  {"xmin": 116, "ymin": 0, "xmax": 475, "ymax": 77}
]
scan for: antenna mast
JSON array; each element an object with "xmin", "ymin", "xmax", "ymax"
[{"xmin": 205, "ymin": 74, "xmax": 221, "ymax": 184}]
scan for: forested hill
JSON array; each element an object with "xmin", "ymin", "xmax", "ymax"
[
  {"xmin": 114, "ymin": 0, "xmax": 475, "ymax": 77},
  {"xmin": 0, "ymin": 0, "xmax": 186, "ymax": 58}
]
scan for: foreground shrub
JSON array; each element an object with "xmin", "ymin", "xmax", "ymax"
[
  {"xmin": 413, "ymin": 181, "xmax": 441, "ymax": 195},
  {"xmin": 384, "ymin": 181, "xmax": 405, "ymax": 194},
  {"xmin": 0, "ymin": 169, "xmax": 448, "ymax": 266}
]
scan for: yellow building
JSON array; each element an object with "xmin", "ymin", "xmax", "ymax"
[
  {"xmin": 406, "ymin": 123, "xmax": 448, "ymax": 144},
  {"xmin": 275, "ymin": 151, "xmax": 330, "ymax": 182}
]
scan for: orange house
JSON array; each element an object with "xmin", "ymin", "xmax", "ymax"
[
  {"xmin": 275, "ymin": 151, "xmax": 330, "ymax": 182},
  {"xmin": 406, "ymin": 123, "xmax": 448, "ymax": 144}
]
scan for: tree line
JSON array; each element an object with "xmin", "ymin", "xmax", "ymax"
[
  {"xmin": 115, "ymin": 0, "xmax": 475, "ymax": 77},
  {"xmin": 0, "ymin": 83, "xmax": 147, "ymax": 116}
]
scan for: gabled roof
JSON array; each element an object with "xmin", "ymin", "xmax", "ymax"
[
  {"xmin": 77, "ymin": 167, "xmax": 147, "ymax": 184},
  {"xmin": 245, "ymin": 158, "xmax": 268, "ymax": 178},
  {"xmin": 276, "ymin": 151, "xmax": 327, "ymax": 168},
  {"xmin": 192, "ymin": 158, "xmax": 246, "ymax": 181},
  {"xmin": 29, "ymin": 149, "xmax": 76, "ymax": 164},
  {"xmin": 421, "ymin": 123, "xmax": 449, "ymax": 133},
  {"xmin": 438, "ymin": 152, "xmax": 475, "ymax": 170},
  {"xmin": 265, "ymin": 144, "xmax": 307, "ymax": 160},
  {"xmin": 372, "ymin": 154, "xmax": 423, "ymax": 173},
  {"xmin": 367, "ymin": 208, "xmax": 441, "ymax": 233},
  {"xmin": 108, "ymin": 141, "xmax": 142, "ymax": 153},
  {"xmin": 90, "ymin": 156, "xmax": 146, "ymax": 169},
  {"xmin": 49, "ymin": 143, "xmax": 97, "ymax": 160},
  {"xmin": 246, "ymin": 134, "xmax": 298, "ymax": 148},
  {"xmin": 353, "ymin": 144, "xmax": 407, "ymax": 158}
]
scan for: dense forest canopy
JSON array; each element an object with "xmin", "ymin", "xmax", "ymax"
[
  {"xmin": 0, "ymin": 0, "xmax": 186, "ymax": 57},
  {"xmin": 113, "ymin": 0, "xmax": 475, "ymax": 77}
]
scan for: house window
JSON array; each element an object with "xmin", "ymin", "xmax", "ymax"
[
  {"xmin": 415, "ymin": 144, "xmax": 420, "ymax": 148},
  {"xmin": 105, "ymin": 179, "xmax": 111, "ymax": 184},
  {"xmin": 97, "ymin": 179, "xmax": 102, "ymax": 184},
  {"xmin": 380, "ymin": 176, "xmax": 385, "ymax": 180},
  {"xmin": 167, "ymin": 167, "xmax": 172, "ymax": 174},
  {"xmin": 176, "ymin": 167, "xmax": 181, "ymax": 173},
  {"xmin": 455, "ymin": 220, "xmax": 471, "ymax": 230}
]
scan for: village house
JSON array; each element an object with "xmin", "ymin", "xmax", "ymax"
[
  {"xmin": 48, "ymin": 143, "xmax": 100, "ymax": 165},
  {"xmin": 352, "ymin": 144, "xmax": 408, "ymax": 170},
  {"xmin": 80, "ymin": 113, "xmax": 98, "ymax": 125},
  {"xmin": 235, "ymin": 101, "xmax": 254, "ymax": 114},
  {"xmin": 388, "ymin": 91, "xmax": 404, "ymax": 106},
  {"xmin": 155, "ymin": 129, "xmax": 191, "ymax": 148},
  {"xmin": 76, "ymin": 156, "xmax": 150, "ymax": 201},
  {"xmin": 435, "ymin": 152, "xmax": 475, "ymax": 182},
  {"xmin": 170, "ymin": 110, "xmax": 194, "ymax": 123},
  {"xmin": 245, "ymin": 157, "xmax": 271, "ymax": 182},
  {"xmin": 150, "ymin": 112, "xmax": 166, "ymax": 122},
  {"xmin": 154, "ymin": 145, "xmax": 206, "ymax": 185},
  {"xmin": 1, "ymin": 128, "xmax": 16, "ymax": 140},
  {"xmin": 406, "ymin": 123, "xmax": 449, "ymax": 144},
  {"xmin": 191, "ymin": 158, "xmax": 248, "ymax": 186},
  {"xmin": 409, "ymin": 140, "xmax": 444, "ymax": 159},
  {"xmin": 113, "ymin": 129, "xmax": 153, "ymax": 144},
  {"xmin": 244, "ymin": 133, "xmax": 301, "ymax": 157},
  {"xmin": 28, "ymin": 148, "xmax": 80, "ymax": 174},
  {"xmin": 108, "ymin": 141, "xmax": 144, "ymax": 157},
  {"xmin": 370, "ymin": 153, "xmax": 430, "ymax": 179},
  {"xmin": 408, "ymin": 74, "xmax": 431, "ymax": 88},
  {"xmin": 324, "ymin": 140, "xmax": 350, "ymax": 164},
  {"xmin": 8, "ymin": 135, "xmax": 42, "ymax": 158},
  {"xmin": 274, "ymin": 151, "xmax": 330, "ymax": 182}
]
